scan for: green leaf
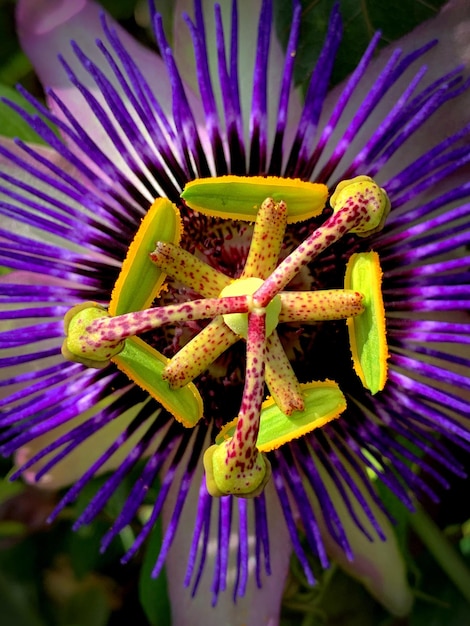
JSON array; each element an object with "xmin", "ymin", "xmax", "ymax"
[
  {"xmin": 409, "ymin": 549, "xmax": 470, "ymax": 626},
  {"xmin": 68, "ymin": 524, "xmax": 108, "ymax": 579},
  {"xmin": 0, "ymin": 85, "xmax": 48, "ymax": 143},
  {"xmin": 0, "ymin": 477, "xmax": 24, "ymax": 503},
  {"xmin": 460, "ymin": 534, "xmax": 470, "ymax": 559},
  {"xmin": 60, "ymin": 586, "xmax": 111, "ymax": 626},
  {"xmin": 139, "ymin": 504, "xmax": 171, "ymax": 626},
  {"xmin": 281, "ymin": 561, "xmax": 388, "ymax": 626},
  {"xmin": 274, "ymin": 0, "xmax": 447, "ymax": 91},
  {"xmin": 0, "ymin": 533, "xmax": 43, "ymax": 587},
  {"xmin": 0, "ymin": 53, "xmax": 32, "ymax": 86},
  {"xmin": 68, "ymin": 475, "xmax": 128, "ymax": 576},
  {"xmin": 375, "ymin": 480, "xmax": 414, "ymax": 570},
  {"xmin": 0, "ymin": 572, "xmax": 46, "ymax": 626},
  {"xmin": 0, "ymin": 520, "xmax": 27, "ymax": 537},
  {"xmin": 0, "ymin": 4, "xmax": 32, "ymax": 85},
  {"xmin": 97, "ymin": 0, "xmax": 139, "ymax": 20}
]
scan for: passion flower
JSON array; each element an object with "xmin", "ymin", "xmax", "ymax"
[{"xmin": 1, "ymin": 0, "xmax": 470, "ymax": 623}]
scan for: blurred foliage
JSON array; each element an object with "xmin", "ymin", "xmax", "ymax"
[
  {"xmin": 0, "ymin": 1, "xmax": 468, "ymax": 626},
  {"xmin": 139, "ymin": 505, "xmax": 171, "ymax": 626},
  {"xmin": 274, "ymin": 0, "xmax": 447, "ymax": 91},
  {"xmin": 0, "ymin": 85, "xmax": 50, "ymax": 144}
]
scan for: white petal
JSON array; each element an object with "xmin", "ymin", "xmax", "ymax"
[
  {"xmin": 311, "ymin": 458, "xmax": 413, "ymax": 617},
  {"xmin": 163, "ymin": 455, "xmax": 291, "ymax": 626},
  {"xmin": 172, "ymin": 0, "xmax": 303, "ymax": 149},
  {"xmin": 15, "ymin": 0, "xmax": 205, "ymax": 197},
  {"xmin": 14, "ymin": 396, "xmax": 162, "ymax": 490},
  {"xmin": 320, "ymin": 0, "xmax": 470, "ymax": 183}
]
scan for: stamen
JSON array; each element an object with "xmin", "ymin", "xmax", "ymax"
[
  {"xmin": 214, "ymin": 381, "xmax": 347, "ymax": 452},
  {"xmin": 204, "ymin": 308, "xmax": 271, "ymax": 498},
  {"xmin": 61, "ymin": 174, "xmax": 390, "ymax": 499},
  {"xmin": 163, "ymin": 317, "xmax": 238, "ymax": 388},
  {"xmin": 241, "ymin": 197, "xmax": 287, "ymax": 279},
  {"xmin": 257, "ymin": 381, "xmax": 346, "ymax": 451},
  {"xmin": 279, "ymin": 290, "xmax": 364, "ymax": 322},
  {"xmin": 150, "ymin": 241, "xmax": 230, "ymax": 298},
  {"xmin": 345, "ymin": 251, "xmax": 388, "ymax": 394},
  {"xmin": 109, "ymin": 197, "xmax": 182, "ymax": 316},
  {"xmin": 111, "ymin": 338, "xmax": 203, "ymax": 428},
  {"xmin": 181, "ymin": 175, "xmax": 328, "ymax": 222},
  {"xmin": 264, "ymin": 331, "xmax": 304, "ymax": 415}
]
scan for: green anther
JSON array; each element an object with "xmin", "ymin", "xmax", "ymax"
[
  {"xmin": 112, "ymin": 337, "xmax": 203, "ymax": 427},
  {"xmin": 220, "ymin": 277, "xmax": 282, "ymax": 337},
  {"xmin": 62, "ymin": 302, "xmax": 124, "ymax": 368},
  {"xmin": 216, "ymin": 381, "xmax": 346, "ymax": 452},
  {"xmin": 182, "ymin": 175, "xmax": 328, "ymax": 223},
  {"xmin": 110, "ymin": 197, "xmax": 182, "ymax": 316},
  {"xmin": 345, "ymin": 251, "xmax": 388, "ymax": 394}
]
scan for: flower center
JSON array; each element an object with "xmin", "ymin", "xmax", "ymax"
[
  {"xmin": 219, "ymin": 278, "xmax": 282, "ymax": 338},
  {"xmin": 61, "ymin": 175, "xmax": 390, "ymax": 498}
]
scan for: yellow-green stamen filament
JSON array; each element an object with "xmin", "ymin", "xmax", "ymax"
[
  {"xmin": 162, "ymin": 317, "xmax": 238, "ymax": 388},
  {"xmin": 264, "ymin": 331, "xmax": 305, "ymax": 415},
  {"xmin": 241, "ymin": 197, "xmax": 288, "ymax": 279},
  {"xmin": 150, "ymin": 241, "xmax": 231, "ymax": 298},
  {"xmin": 279, "ymin": 290, "xmax": 364, "ymax": 323}
]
